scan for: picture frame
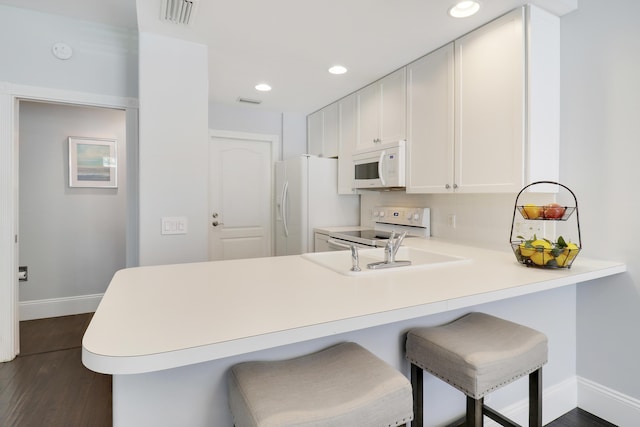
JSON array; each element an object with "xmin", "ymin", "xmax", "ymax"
[{"xmin": 68, "ymin": 137, "xmax": 117, "ymax": 188}]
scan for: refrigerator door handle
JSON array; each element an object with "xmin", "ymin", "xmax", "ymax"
[
  {"xmin": 378, "ymin": 150, "xmax": 386, "ymax": 186},
  {"xmin": 282, "ymin": 181, "xmax": 289, "ymax": 238}
]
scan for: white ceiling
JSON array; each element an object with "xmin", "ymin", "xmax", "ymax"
[{"xmin": 1, "ymin": 0, "xmax": 577, "ymax": 114}]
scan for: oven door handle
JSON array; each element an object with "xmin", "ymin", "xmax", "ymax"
[{"xmin": 328, "ymin": 239, "xmax": 367, "ymax": 250}]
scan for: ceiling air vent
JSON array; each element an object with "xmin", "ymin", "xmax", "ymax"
[
  {"xmin": 161, "ymin": 0, "xmax": 199, "ymax": 25},
  {"xmin": 237, "ymin": 97, "xmax": 262, "ymax": 105}
]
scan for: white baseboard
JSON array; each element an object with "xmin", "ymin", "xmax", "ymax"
[
  {"xmin": 485, "ymin": 377, "xmax": 577, "ymax": 427},
  {"xmin": 578, "ymin": 376, "xmax": 640, "ymax": 427},
  {"xmin": 19, "ymin": 294, "xmax": 103, "ymax": 320}
]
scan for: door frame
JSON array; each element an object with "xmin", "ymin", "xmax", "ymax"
[
  {"xmin": 208, "ymin": 129, "xmax": 280, "ymax": 258},
  {"xmin": 0, "ymin": 81, "xmax": 139, "ymax": 362}
]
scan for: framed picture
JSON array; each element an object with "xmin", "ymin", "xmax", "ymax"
[{"xmin": 68, "ymin": 137, "xmax": 117, "ymax": 188}]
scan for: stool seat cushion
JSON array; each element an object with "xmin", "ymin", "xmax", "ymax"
[
  {"xmin": 228, "ymin": 342, "xmax": 413, "ymax": 427},
  {"xmin": 406, "ymin": 312, "xmax": 548, "ymax": 399}
]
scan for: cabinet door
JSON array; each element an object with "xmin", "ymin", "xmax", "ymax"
[
  {"xmin": 356, "ymin": 82, "xmax": 380, "ymax": 150},
  {"xmin": 307, "ymin": 110, "xmax": 324, "ymax": 156},
  {"xmin": 454, "ymin": 8, "xmax": 525, "ymax": 193},
  {"xmin": 314, "ymin": 232, "xmax": 331, "ymax": 252},
  {"xmin": 338, "ymin": 94, "xmax": 358, "ymax": 194},
  {"xmin": 380, "ymin": 67, "xmax": 407, "ymax": 143},
  {"xmin": 323, "ymin": 103, "xmax": 339, "ymax": 157},
  {"xmin": 406, "ymin": 43, "xmax": 455, "ymax": 193}
]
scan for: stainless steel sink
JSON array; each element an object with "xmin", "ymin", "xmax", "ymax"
[{"xmin": 301, "ymin": 246, "xmax": 470, "ymax": 276}]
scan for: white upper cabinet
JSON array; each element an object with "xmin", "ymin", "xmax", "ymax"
[
  {"xmin": 307, "ymin": 109, "xmax": 324, "ymax": 156},
  {"xmin": 454, "ymin": 7, "xmax": 525, "ymax": 193},
  {"xmin": 307, "ymin": 102, "xmax": 339, "ymax": 157},
  {"xmin": 406, "ymin": 43, "xmax": 455, "ymax": 193},
  {"xmin": 337, "ymin": 93, "xmax": 358, "ymax": 194},
  {"xmin": 356, "ymin": 68, "xmax": 407, "ymax": 150},
  {"xmin": 407, "ymin": 5, "xmax": 559, "ymax": 193}
]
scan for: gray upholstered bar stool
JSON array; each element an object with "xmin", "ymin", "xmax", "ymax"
[
  {"xmin": 228, "ymin": 342, "xmax": 414, "ymax": 427},
  {"xmin": 405, "ymin": 312, "xmax": 548, "ymax": 427}
]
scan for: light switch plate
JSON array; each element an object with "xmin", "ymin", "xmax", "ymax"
[{"xmin": 161, "ymin": 217, "xmax": 188, "ymax": 235}]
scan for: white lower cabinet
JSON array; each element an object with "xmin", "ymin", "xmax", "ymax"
[
  {"xmin": 314, "ymin": 232, "xmax": 331, "ymax": 252},
  {"xmin": 407, "ymin": 5, "xmax": 559, "ymax": 194}
]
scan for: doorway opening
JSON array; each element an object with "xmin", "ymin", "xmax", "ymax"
[
  {"xmin": 0, "ymin": 88, "xmax": 138, "ymax": 363},
  {"xmin": 18, "ymin": 100, "xmax": 128, "ymax": 320}
]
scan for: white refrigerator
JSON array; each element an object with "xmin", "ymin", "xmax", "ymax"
[{"xmin": 275, "ymin": 156, "xmax": 360, "ymax": 255}]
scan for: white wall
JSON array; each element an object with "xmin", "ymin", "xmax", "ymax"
[
  {"xmin": 0, "ymin": 5, "xmax": 137, "ymax": 98},
  {"xmin": 208, "ymin": 102, "xmax": 307, "ymax": 160},
  {"xmin": 138, "ymin": 33, "xmax": 209, "ymax": 266},
  {"xmin": 18, "ymin": 102, "xmax": 127, "ymax": 315},
  {"xmin": 560, "ymin": 0, "xmax": 640, "ymax": 417}
]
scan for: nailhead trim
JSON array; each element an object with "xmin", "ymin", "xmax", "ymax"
[{"xmin": 407, "ymin": 358, "xmax": 547, "ymax": 399}]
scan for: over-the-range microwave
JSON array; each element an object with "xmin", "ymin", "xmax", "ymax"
[{"xmin": 352, "ymin": 140, "xmax": 406, "ymax": 189}]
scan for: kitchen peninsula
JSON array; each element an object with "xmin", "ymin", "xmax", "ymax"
[{"xmin": 82, "ymin": 239, "xmax": 625, "ymax": 426}]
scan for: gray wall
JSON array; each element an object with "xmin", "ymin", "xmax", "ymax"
[
  {"xmin": 561, "ymin": 0, "xmax": 640, "ymax": 401},
  {"xmin": 18, "ymin": 101, "xmax": 127, "ymax": 302}
]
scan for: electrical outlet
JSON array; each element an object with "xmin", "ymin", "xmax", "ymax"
[{"xmin": 448, "ymin": 214, "xmax": 456, "ymax": 228}]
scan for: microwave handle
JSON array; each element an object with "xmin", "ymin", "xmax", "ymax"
[{"xmin": 378, "ymin": 150, "xmax": 386, "ymax": 186}]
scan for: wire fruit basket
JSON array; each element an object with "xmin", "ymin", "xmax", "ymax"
[{"xmin": 509, "ymin": 181, "xmax": 582, "ymax": 268}]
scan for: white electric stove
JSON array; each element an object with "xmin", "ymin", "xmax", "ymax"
[{"xmin": 327, "ymin": 206, "xmax": 430, "ymax": 249}]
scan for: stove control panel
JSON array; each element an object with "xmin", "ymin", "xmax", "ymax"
[{"xmin": 372, "ymin": 206, "xmax": 430, "ymax": 228}]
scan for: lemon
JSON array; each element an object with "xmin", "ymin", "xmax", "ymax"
[
  {"xmin": 519, "ymin": 243, "xmax": 535, "ymax": 257},
  {"xmin": 522, "ymin": 204, "xmax": 542, "ymax": 219},
  {"xmin": 565, "ymin": 243, "xmax": 579, "ymax": 259},
  {"xmin": 557, "ymin": 243, "xmax": 579, "ymax": 267},
  {"xmin": 529, "ymin": 239, "xmax": 553, "ymax": 266}
]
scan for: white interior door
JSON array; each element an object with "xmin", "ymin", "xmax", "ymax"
[{"xmin": 209, "ymin": 131, "xmax": 278, "ymax": 261}]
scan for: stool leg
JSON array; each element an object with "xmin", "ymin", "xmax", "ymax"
[
  {"xmin": 467, "ymin": 396, "xmax": 483, "ymax": 427},
  {"xmin": 529, "ymin": 368, "xmax": 542, "ymax": 427},
  {"xmin": 411, "ymin": 363, "xmax": 423, "ymax": 427}
]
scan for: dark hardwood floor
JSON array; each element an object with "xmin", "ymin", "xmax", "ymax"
[
  {"xmin": 0, "ymin": 314, "xmax": 619, "ymax": 427},
  {"xmin": 546, "ymin": 408, "xmax": 617, "ymax": 427},
  {"xmin": 0, "ymin": 313, "xmax": 111, "ymax": 427}
]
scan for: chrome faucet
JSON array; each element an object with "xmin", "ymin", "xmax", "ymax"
[
  {"xmin": 384, "ymin": 231, "xmax": 408, "ymax": 263},
  {"xmin": 368, "ymin": 231, "xmax": 411, "ymax": 270},
  {"xmin": 328, "ymin": 239, "xmax": 361, "ymax": 272},
  {"xmin": 349, "ymin": 245, "xmax": 361, "ymax": 272}
]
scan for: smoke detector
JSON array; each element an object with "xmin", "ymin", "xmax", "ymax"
[{"xmin": 161, "ymin": 0, "xmax": 199, "ymax": 25}]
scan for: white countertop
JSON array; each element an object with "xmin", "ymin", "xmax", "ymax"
[{"xmin": 82, "ymin": 238, "xmax": 626, "ymax": 375}]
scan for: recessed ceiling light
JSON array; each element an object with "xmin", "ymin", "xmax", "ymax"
[
  {"xmin": 449, "ymin": 1, "xmax": 480, "ymax": 18},
  {"xmin": 328, "ymin": 65, "xmax": 348, "ymax": 75},
  {"xmin": 255, "ymin": 83, "xmax": 272, "ymax": 92}
]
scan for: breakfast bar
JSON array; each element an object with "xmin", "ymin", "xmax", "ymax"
[{"xmin": 82, "ymin": 238, "xmax": 626, "ymax": 426}]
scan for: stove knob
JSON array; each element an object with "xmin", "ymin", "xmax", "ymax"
[
  {"xmin": 379, "ymin": 211, "xmax": 385, "ymax": 218},
  {"xmin": 406, "ymin": 212, "xmax": 413, "ymax": 220},
  {"xmin": 413, "ymin": 213, "xmax": 420, "ymax": 221}
]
